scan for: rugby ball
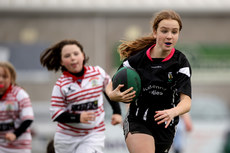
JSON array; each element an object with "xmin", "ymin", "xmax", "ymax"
[{"xmin": 112, "ymin": 67, "xmax": 141, "ymax": 103}]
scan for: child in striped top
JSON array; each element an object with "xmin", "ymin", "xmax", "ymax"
[
  {"xmin": 40, "ymin": 39, "xmax": 122, "ymax": 153},
  {"xmin": 0, "ymin": 61, "xmax": 34, "ymax": 153}
]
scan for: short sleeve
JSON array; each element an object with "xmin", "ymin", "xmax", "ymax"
[
  {"xmin": 17, "ymin": 89, "xmax": 34, "ymax": 121},
  {"xmin": 176, "ymin": 55, "xmax": 192, "ymax": 98},
  {"xmin": 95, "ymin": 66, "xmax": 111, "ymax": 90},
  {"xmin": 50, "ymin": 84, "xmax": 66, "ymax": 121}
]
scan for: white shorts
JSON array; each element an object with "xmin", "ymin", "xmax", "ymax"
[{"xmin": 54, "ymin": 131, "xmax": 105, "ymax": 153}]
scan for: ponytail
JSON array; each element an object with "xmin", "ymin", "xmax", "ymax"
[{"xmin": 118, "ymin": 35, "xmax": 156, "ymax": 60}]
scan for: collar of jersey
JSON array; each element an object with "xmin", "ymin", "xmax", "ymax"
[
  {"xmin": 1, "ymin": 84, "xmax": 12, "ymax": 100},
  {"xmin": 63, "ymin": 67, "xmax": 86, "ymax": 82},
  {"xmin": 146, "ymin": 44, "xmax": 175, "ymax": 62}
]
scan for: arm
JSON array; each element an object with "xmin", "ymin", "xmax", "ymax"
[
  {"xmin": 5, "ymin": 120, "xmax": 33, "ymax": 142},
  {"xmin": 154, "ymin": 93, "xmax": 191, "ymax": 128},
  {"xmin": 54, "ymin": 111, "xmax": 96, "ymax": 124},
  {"xmin": 105, "ymin": 81, "xmax": 136, "ymax": 103},
  {"xmin": 103, "ymin": 91, "xmax": 121, "ymax": 115},
  {"xmin": 54, "ymin": 112, "xmax": 80, "ymax": 123},
  {"xmin": 171, "ymin": 93, "xmax": 191, "ymax": 117},
  {"xmin": 6, "ymin": 88, "xmax": 34, "ymax": 142},
  {"xmin": 181, "ymin": 112, "xmax": 193, "ymax": 132},
  {"xmin": 103, "ymin": 91, "xmax": 122, "ymax": 125}
]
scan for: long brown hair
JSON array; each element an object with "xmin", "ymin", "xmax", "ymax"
[
  {"xmin": 118, "ymin": 10, "xmax": 182, "ymax": 60},
  {"xmin": 40, "ymin": 39, "xmax": 89, "ymax": 72}
]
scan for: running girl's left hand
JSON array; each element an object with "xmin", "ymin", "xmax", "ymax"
[
  {"xmin": 154, "ymin": 109, "xmax": 176, "ymax": 128},
  {"xmin": 111, "ymin": 114, "xmax": 122, "ymax": 125}
]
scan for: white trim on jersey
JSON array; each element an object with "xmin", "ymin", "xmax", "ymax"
[
  {"xmin": 178, "ymin": 67, "xmax": 190, "ymax": 77},
  {"xmin": 123, "ymin": 60, "xmax": 133, "ymax": 69}
]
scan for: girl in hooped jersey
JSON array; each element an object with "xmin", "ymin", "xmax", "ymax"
[
  {"xmin": 106, "ymin": 10, "xmax": 192, "ymax": 153},
  {"xmin": 40, "ymin": 39, "xmax": 122, "ymax": 153},
  {"xmin": 0, "ymin": 61, "xmax": 34, "ymax": 153}
]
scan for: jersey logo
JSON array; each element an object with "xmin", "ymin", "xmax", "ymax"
[
  {"xmin": 90, "ymin": 77, "xmax": 99, "ymax": 87},
  {"xmin": 168, "ymin": 72, "xmax": 173, "ymax": 82},
  {"xmin": 68, "ymin": 85, "xmax": 75, "ymax": 93},
  {"xmin": 5, "ymin": 101, "xmax": 16, "ymax": 111}
]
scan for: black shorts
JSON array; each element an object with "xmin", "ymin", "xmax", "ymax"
[{"xmin": 123, "ymin": 113, "xmax": 176, "ymax": 153}]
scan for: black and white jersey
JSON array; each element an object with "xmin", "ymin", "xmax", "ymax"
[{"xmin": 122, "ymin": 45, "xmax": 192, "ymax": 127}]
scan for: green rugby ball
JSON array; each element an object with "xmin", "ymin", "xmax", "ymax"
[{"xmin": 112, "ymin": 67, "xmax": 141, "ymax": 103}]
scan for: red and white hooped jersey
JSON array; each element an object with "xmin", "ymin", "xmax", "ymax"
[
  {"xmin": 0, "ymin": 85, "xmax": 34, "ymax": 150},
  {"xmin": 50, "ymin": 66, "xmax": 111, "ymax": 136}
]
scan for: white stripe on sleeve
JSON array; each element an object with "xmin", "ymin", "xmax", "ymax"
[
  {"xmin": 178, "ymin": 67, "xmax": 190, "ymax": 77},
  {"xmin": 123, "ymin": 60, "xmax": 133, "ymax": 69}
]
